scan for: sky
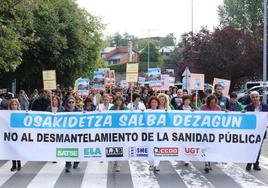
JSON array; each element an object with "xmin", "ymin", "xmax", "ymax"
[{"xmin": 76, "ymin": 0, "xmax": 223, "ymax": 39}]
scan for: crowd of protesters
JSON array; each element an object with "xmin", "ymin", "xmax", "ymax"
[{"xmin": 0, "ymin": 83, "xmax": 267, "ymax": 174}]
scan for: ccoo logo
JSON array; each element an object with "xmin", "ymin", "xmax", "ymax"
[{"xmin": 154, "ymin": 147, "xmax": 179, "ymax": 157}]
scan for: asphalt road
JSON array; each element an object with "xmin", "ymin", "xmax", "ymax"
[{"xmin": 0, "ymin": 138, "xmax": 268, "ymax": 188}]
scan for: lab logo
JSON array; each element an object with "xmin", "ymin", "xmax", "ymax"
[
  {"xmin": 154, "ymin": 147, "xmax": 179, "ymax": 157},
  {"xmin": 106, "ymin": 147, "xmax": 123, "ymax": 157},
  {"xmin": 56, "ymin": 148, "xmax": 79, "ymax": 158},
  {"xmin": 128, "ymin": 147, "xmax": 148, "ymax": 157},
  {"xmin": 84, "ymin": 148, "xmax": 102, "ymax": 158}
]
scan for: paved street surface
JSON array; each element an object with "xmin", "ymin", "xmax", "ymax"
[{"xmin": 1, "ymin": 139, "xmax": 268, "ymax": 188}]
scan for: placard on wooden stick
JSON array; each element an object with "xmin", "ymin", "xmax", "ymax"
[
  {"xmin": 42, "ymin": 70, "xmax": 56, "ymax": 90},
  {"xmin": 213, "ymin": 78, "xmax": 231, "ymax": 96},
  {"xmin": 126, "ymin": 63, "xmax": 139, "ymax": 83},
  {"xmin": 189, "ymin": 73, "xmax": 205, "ymax": 91}
]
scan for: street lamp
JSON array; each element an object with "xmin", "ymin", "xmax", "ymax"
[
  {"xmin": 263, "ymin": 0, "xmax": 267, "ymax": 104},
  {"xmin": 142, "ymin": 29, "xmax": 156, "ymax": 70}
]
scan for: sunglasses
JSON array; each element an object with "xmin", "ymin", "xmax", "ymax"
[{"xmin": 68, "ymin": 101, "xmax": 75, "ymax": 104}]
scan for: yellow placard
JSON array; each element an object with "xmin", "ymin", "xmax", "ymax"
[
  {"xmin": 126, "ymin": 63, "xmax": 139, "ymax": 83},
  {"xmin": 42, "ymin": 70, "xmax": 56, "ymax": 81},
  {"xmin": 127, "ymin": 63, "xmax": 139, "ymax": 73},
  {"xmin": 43, "ymin": 80, "xmax": 57, "ymax": 90}
]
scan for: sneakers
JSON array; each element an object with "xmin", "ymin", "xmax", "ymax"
[
  {"xmin": 10, "ymin": 161, "xmax": 21, "ymax": 172},
  {"xmin": 17, "ymin": 162, "xmax": 21, "ymax": 171},
  {"xmin": 73, "ymin": 163, "xmax": 79, "ymax": 169},
  {"xmin": 10, "ymin": 166, "xmax": 16, "ymax": 172},
  {"xmin": 253, "ymin": 166, "xmax": 261, "ymax": 171},
  {"xmin": 113, "ymin": 161, "xmax": 120, "ymax": 172},
  {"xmin": 153, "ymin": 166, "xmax": 160, "ymax": 173},
  {"xmin": 204, "ymin": 164, "xmax": 212, "ymax": 173},
  {"xmin": 65, "ymin": 168, "xmax": 70, "ymax": 173},
  {"xmin": 65, "ymin": 163, "xmax": 79, "ymax": 173},
  {"xmin": 246, "ymin": 164, "xmax": 251, "ymax": 171}
]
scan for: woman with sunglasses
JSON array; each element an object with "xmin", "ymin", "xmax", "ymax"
[{"xmin": 64, "ymin": 97, "xmax": 81, "ymax": 173}]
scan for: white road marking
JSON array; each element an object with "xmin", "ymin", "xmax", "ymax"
[
  {"xmin": 81, "ymin": 161, "xmax": 108, "ymax": 188},
  {"xmin": 27, "ymin": 162, "xmax": 65, "ymax": 188},
  {"xmin": 171, "ymin": 161, "xmax": 215, "ymax": 188},
  {"xmin": 216, "ymin": 163, "xmax": 268, "ymax": 188},
  {"xmin": 129, "ymin": 161, "xmax": 160, "ymax": 188}
]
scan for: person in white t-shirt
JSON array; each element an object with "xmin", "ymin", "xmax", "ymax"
[
  {"xmin": 97, "ymin": 94, "xmax": 113, "ymax": 112},
  {"xmin": 127, "ymin": 93, "xmax": 146, "ymax": 111}
]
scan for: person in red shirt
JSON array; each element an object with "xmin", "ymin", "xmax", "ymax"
[
  {"xmin": 201, "ymin": 95, "xmax": 221, "ymax": 111},
  {"xmin": 200, "ymin": 95, "xmax": 221, "ymax": 173}
]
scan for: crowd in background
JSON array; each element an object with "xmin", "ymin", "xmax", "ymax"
[{"xmin": 0, "ymin": 83, "xmax": 266, "ymax": 174}]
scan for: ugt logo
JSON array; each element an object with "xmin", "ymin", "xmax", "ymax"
[{"xmin": 185, "ymin": 148, "xmax": 200, "ymax": 156}]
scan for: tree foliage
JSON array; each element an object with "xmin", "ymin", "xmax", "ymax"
[
  {"xmin": 218, "ymin": 0, "xmax": 264, "ymax": 38},
  {"xmin": 0, "ymin": 0, "xmax": 104, "ymax": 89},
  {"xmin": 160, "ymin": 33, "xmax": 176, "ymax": 47},
  {"xmin": 181, "ymin": 27, "xmax": 262, "ymax": 89},
  {"xmin": 0, "ymin": 0, "xmax": 34, "ymax": 72},
  {"xmin": 162, "ymin": 48, "xmax": 184, "ymax": 80},
  {"xmin": 105, "ymin": 32, "xmax": 139, "ymax": 47},
  {"xmin": 140, "ymin": 42, "xmax": 161, "ymax": 62}
]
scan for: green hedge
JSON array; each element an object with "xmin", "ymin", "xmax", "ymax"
[{"xmin": 109, "ymin": 61, "xmax": 164, "ymax": 73}]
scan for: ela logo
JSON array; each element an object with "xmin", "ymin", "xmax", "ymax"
[
  {"xmin": 84, "ymin": 148, "xmax": 102, "ymax": 158},
  {"xmin": 56, "ymin": 148, "xmax": 79, "ymax": 158},
  {"xmin": 128, "ymin": 147, "xmax": 148, "ymax": 157},
  {"xmin": 106, "ymin": 147, "xmax": 123, "ymax": 157}
]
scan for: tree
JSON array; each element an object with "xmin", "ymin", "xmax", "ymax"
[
  {"xmin": 0, "ymin": 0, "xmax": 34, "ymax": 72},
  {"xmin": 160, "ymin": 33, "xmax": 176, "ymax": 47},
  {"xmin": 140, "ymin": 42, "xmax": 160, "ymax": 62},
  {"xmin": 181, "ymin": 27, "xmax": 262, "ymax": 89},
  {"xmin": 162, "ymin": 48, "xmax": 184, "ymax": 80},
  {"xmin": 0, "ymin": 0, "xmax": 104, "ymax": 89},
  {"xmin": 107, "ymin": 32, "xmax": 138, "ymax": 47},
  {"xmin": 218, "ymin": 0, "xmax": 263, "ymax": 38},
  {"xmin": 137, "ymin": 38, "xmax": 160, "ymax": 50}
]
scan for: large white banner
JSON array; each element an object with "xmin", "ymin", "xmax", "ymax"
[{"xmin": 0, "ymin": 110, "xmax": 267, "ymax": 163}]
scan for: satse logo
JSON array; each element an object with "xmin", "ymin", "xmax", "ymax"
[{"xmin": 56, "ymin": 148, "xmax": 79, "ymax": 158}]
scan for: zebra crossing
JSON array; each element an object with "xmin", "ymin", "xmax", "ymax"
[{"xmin": 1, "ymin": 158, "xmax": 268, "ymax": 188}]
